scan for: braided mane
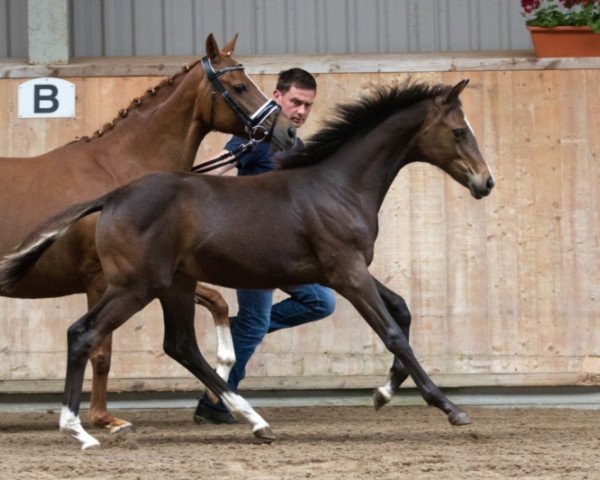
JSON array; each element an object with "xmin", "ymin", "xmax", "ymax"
[{"xmin": 70, "ymin": 60, "xmax": 201, "ymax": 144}]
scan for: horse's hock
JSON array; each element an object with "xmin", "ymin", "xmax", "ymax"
[{"xmin": 1, "ymin": 54, "xmax": 599, "ymax": 396}]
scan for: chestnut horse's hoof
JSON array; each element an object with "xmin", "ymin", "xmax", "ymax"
[
  {"xmin": 448, "ymin": 410, "xmax": 471, "ymax": 426},
  {"xmin": 372, "ymin": 387, "xmax": 390, "ymax": 411},
  {"xmin": 91, "ymin": 412, "xmax": 135, "ymax": 434},
  {"xmin": 253, "ymin": 426, "xmax": 275, "ymax": 443},
  {"xmin": 109, "ymin": 422, "xmax": 135, "ymax": 434}
]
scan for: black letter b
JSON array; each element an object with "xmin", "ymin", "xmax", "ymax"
[{"xmin": 34, "ymin": 85, "xmax": 59, "ymax": 113}]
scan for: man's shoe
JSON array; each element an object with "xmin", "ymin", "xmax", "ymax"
[{"xmin": 194, "ymin": 401, "xmax": 238, "ymax": 425}]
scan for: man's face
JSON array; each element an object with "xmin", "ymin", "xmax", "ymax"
[{"xmin": 273, "ymin": 85, "xmax": 316, "ymax": 129}]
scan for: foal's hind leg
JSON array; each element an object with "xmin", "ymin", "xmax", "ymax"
[
  {"xmin": 86, "ymin": 274, "xmax": 134, "ymax": 433},
  {"xmin": 371, "ymin": 276, "xmax": 412, "ymax": 410},
  {"xmin": 60, "ymin": 286, "xmax": 150, "ymax": 449},
  {"xmin": 194, "ymin": 283, "xmax": 235, "ymax": 403},
  {"xmin": 162, "ymin": 277, "xmax": 273, "ymax": 442}
]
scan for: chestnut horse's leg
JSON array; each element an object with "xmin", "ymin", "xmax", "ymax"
[
  {"xmin": 161, "ymin": 277, "xmax": 273, "ymax": 442},
  {"xmin": 333, "ymin": 267, "xmax": 470, "ymax": 426},
  {"xmin": 86, "ymin": 274, "xmax": 134, "ymax": 433},
  {"xmin": 194, "ymin": 283, "xmax": 235, "ymax": 403},
  {"xmin": 371, "ymin": 276, "xmax": 412, "ymax": 410}
]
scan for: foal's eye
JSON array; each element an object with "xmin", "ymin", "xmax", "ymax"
[
  {"xmin": 233, "ymin": 84, "xmax": 247, "ymax": 94},
  {"xmin": 452, "ymin": 128, "xmax": 466, "ymax": 139}
]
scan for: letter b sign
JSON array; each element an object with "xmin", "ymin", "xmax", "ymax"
[{"xmin": 18, "ymin": 78, "xmax": 75, "ymax": 118}]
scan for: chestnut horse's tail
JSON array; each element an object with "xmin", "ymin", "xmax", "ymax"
[{"xmin": 0, "ymin": 191, "xmax": 112, "ymax": 293}]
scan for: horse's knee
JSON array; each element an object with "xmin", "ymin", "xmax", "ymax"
[
  {"xmin": 195, "ymin": 285, "xmax": 229, "ymax": 318},
  {"xmin": 90, "ymin": 351, "xmax": 111, "ymax": 374},
  {"xmin": 66, "ymin": 324, "xmax": 93, "ymax": 364},
  {"xmin": 387, "ymin": 297, "xmax": 411, "ymax": 329},
  {"xmin": 163, "ymin": 334, "xmax": 198, "ymax": 365},
  {"xmin": 397, "ymin": 303, "xmax": 411, "ymax": 329},
  {"xmin": 88, "ymin": 335, "xmax": 113, "ymax": 374},
  {"xmin": 163, "ymin": 340, "xmax": 183, "ymax": 363},
  {"xmin": 381, "ymin": 329, "xmax": 411, "ymax": 355},
  {"xmin": 210, "ymin": 293, "xmax": 229, "ymax": 318}
]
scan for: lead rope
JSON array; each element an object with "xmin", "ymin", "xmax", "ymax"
[{"xmin": 191, "ymin": 138, "xmax": 257, "ymax": 174}]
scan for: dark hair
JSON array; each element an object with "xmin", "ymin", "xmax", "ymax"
[{"xmin": 276, "ymin": 68, "xmax": 317, "ymax": 94}]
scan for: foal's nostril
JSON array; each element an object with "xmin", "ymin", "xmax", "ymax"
[
  {"xmin": 486, "ymin": 176, "xmax": 495, "ymax": 191},
  {"xmin": 288, "ymin": 127, "xmax": 296, "ymax": 139}
]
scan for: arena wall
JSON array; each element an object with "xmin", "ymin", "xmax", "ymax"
[{"xmin": 1, "ymin": 53, "xmax": 599, "ymax": 394}]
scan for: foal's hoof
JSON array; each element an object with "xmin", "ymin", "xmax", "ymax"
[
  {"xmin": 372, "ymin": 388, "xmax": 389, "ymax": 411},
  {"xmin": 253, "ymin": 426, "xmax": 275, "ymax": 443},
  {"xmin": 448, "ymin": 410, "xmax": 471, "ymax": 426},
  {"xmin": 82, "ymin": 438, "xmax": 101, "ymax": 450}
]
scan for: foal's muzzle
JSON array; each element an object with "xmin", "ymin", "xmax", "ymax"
[{"xmin": 469, "ymin": 175, "xmax": 495, "ymax": 199}]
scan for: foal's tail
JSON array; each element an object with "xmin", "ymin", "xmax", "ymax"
[{"xmin": 0, "ymin": 192, "xmax": 112, "ymax": 293}]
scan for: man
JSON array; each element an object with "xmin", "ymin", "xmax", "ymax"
[{"xmin": 194, "ymin": 68, "xmax": 336, "ymax": 424}]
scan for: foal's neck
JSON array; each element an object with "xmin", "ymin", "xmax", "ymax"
[{"xmin": 330, "ymin": 102, "xmax": 429, "ymax": 210}]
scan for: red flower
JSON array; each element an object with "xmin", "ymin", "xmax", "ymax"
[
  {"xmin": 521, "ymin": 0, "xmax": 541, "ymax": 13},
  {"xmin": 561, "ymin": 0, "xmax": 599, "ymax": 6}
]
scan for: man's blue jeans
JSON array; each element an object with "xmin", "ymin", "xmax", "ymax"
[{"xmin": 204, "ymin": 283, "xmax": 335, "ymax": 411}]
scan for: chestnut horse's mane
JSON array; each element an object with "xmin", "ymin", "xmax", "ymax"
[{"xmin": 70, "ymin": 60, "xmax": 201, "ymax": 144}]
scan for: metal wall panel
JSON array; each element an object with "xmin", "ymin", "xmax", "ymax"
[
  {"xmin": 71, "ymin": 0, "xmax": 103, "ymax": 57},
  {"xmin": 134, "ymin": 0, "xmax": 165, "ymax": 56},
  {"xmin": 62, "ymin": 0, "xmax": 533, "ymax": 58},
  {"xmin": 0, "ymin": 0, "xmax": 28, "ymax": 58},
  {"xmin": 0, "ymin": 0, "xmax": 6, "ymax": 56},
  {"xmin": 104, "ymin": 0, "xmax": 134, "ymax": 56}
]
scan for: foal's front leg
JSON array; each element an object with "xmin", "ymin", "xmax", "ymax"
[
  {"xmin": 336, "ymin": 269, "xmax": 470, "ymax": 426},
  {"xmin": 371, "ymin": 276, "xmax": 412, "ymax": 410}
]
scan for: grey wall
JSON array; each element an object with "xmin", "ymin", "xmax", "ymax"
[
  {"xmin": 0, "ymin": 0, "xmax": 28, "ymax": 58},
  {"xmin": 2, "ymin": 0, "xmax": 533, "ymax": 59}
]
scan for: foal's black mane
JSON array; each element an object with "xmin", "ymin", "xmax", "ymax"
[{"xmin": 277, "ymin": 81, "xmax": 452, "ymax": 170}]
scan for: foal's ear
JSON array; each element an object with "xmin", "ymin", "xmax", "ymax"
[
  {"xmin": 443, "ymin": 79, "xmax": 470, "ymax": 105},
  {"xmin": 205, "ymin": 33, "xmax": 221, "ymax": 61},
  {"xmin": 221, "ymin": 34, "xmax": 239, "ymax": 56}
]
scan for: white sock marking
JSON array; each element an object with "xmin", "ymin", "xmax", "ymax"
[
  {"xmin": 377, "ymin": 379, "xmax": 394, "ymax": 403},
  {"xmin": 215, "ymin": 324, "xmax": 235, "ymax": 381},
  {"xmin": 59, "ymin": 406, "xmax": 100, "ymax": 450},
  {"xmin": 221, "ymin": 392, "xmax": 270, "ymax": 432}
]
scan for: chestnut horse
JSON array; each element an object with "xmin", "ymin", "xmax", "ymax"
[
  {"xmin": 0, "ymin": 34, "xmax": 295, "ymax": 433},
  {"xmin": 0, "ymin": 79, "xmax": 494, "ymax": 449}
]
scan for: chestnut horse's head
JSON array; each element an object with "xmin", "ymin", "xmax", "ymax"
[
  {"xmin": 415, "ymin": 79, "xmax": 494, "ymax": 199},
  {"xmin": 199, "ymin": 34, "xmax": 297, "ymax": 151}
]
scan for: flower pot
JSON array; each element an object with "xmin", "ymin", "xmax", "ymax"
[{"xmin": 528, "ymin": 26, "xmax": 600, "ymax": 57}]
